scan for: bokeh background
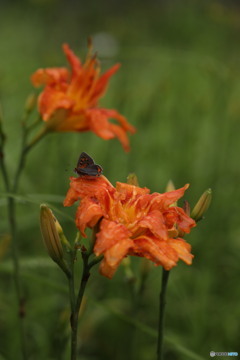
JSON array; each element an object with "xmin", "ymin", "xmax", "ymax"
[{"xmin": 0, "ymin": 0, "xmax": 240, "ymax": 359}]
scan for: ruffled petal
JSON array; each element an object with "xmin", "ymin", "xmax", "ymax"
[
  {"xmin": 168, "ymin": 238, "xmax": 194, "ymax": 265},
  {"xmin": 64, "ymin": 176, "xmax": 114, "ymax": 203},
  {"xmin": 48, "ymin": 110, "xmax": 87, "ymax": 132},
  {"xmin": 98, "ymin": 259, "xmax": 116, "ymax": 279},
  {"xmin": 132, "ymin": 236, "xmax": 179, "ymax": 270},
  {"xmin": 137, "ymin": 210, "xmax": 168, "ymax": 240},
  {"xmin": 149, "ymin": 184, "xmax": 190, "ymax": 210},
  {"xmin": 164, "ymin": 207, "xmax": 196, "ymax": 233},
  {"xmin": 31, "ymin": 68, "xmax": 69, "ymax": 87},
  {"xmin": 63, "ymin": 186, "xmax": 80, "ymax": 207},
  {"xmin": 115, "ymin": 182, "xmax": 150, "ymax": 199},
  {"xmin": 99, "ymin": 238, "xmax": 133, "ymax": 278},
  {"xmin": 75, "ymin": 197, "xmax": 103, "ymax": 236},
  {"xmin": 38, "ymin": 87, "xmax": 73, "ymax": 121},
  {"xmin": 94, "ymin": 219, "xmax": 131, "ymax": 256}
]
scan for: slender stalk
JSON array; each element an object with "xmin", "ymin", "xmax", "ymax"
[
  {"xmin": 0, "ymin": 122, "xmax": 28, "ymax": 359},
  {"xmin": 70, "ymin": 253, "xmax": 90, "ymax": 360},
  {"xmin": 7, "ymin": 196, "xmax": 28, "ymax": 359},
  {"xmin": 157, "ymin": 269, "xmax": 170, "ymax": 360},
  {"xmin": 0, "ymin": 120, "xmax": 10, "ymax": 191},
  {"xmin": 0, "ymin": 156, "xmax": 10, "ymax": 191},
  {"xmin": 0, "ymin": 113, "xmax": 47, "ymax": 359},
  {"xmin": 68, "ymin": 238, "xmax": 102, "ymax": 360},
  {"xmin": 13, "ymin": 126, "xmax": 47, "ymax": 192}
]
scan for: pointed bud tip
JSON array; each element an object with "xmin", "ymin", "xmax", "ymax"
[
  {"xmin": 127, "ymin": 173, "xmax": 139, "ymax": 186},
  {"xmin": 191, "ymin": 188, "xmax": 212, "ymax": 221},
  {"xmin": 40, "ymin": 203, "xmax": 48, "ymax": 211},
  {"xmin": 40, "ymin": 204, "xmax": 63, "ymax": 262},
  {"xmin": 25, "ymin": 93, "xmax": 37, "ymax": 113},
  {"xmin": 165, "ymin": 179, "xmax": 176, "ymax": 192}
]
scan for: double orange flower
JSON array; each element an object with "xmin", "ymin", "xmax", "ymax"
[
  {"xmin": 64, "ymin": 176, "xmax": 196, "ymax": 278},
  {"xmin": 31, "ymin": 43, "xmax": 135, "ymax": 151}
]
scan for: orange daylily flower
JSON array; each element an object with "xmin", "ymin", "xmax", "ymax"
[
  {"xmin": 64, "ymin": 176, "xmax": 196, "ymax": 278},
  {"xmin": 31, "ymin": 43, "xmax": 135, "ymax": 151}
]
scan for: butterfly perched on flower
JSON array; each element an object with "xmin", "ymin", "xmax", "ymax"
[{"xmin": 74, "ymin": 152, "xmax": 103, "ymax": 177}]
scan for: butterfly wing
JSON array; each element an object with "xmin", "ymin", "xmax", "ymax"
[
  {"xmin": 76, "ymin": 152, "xmax": 94, "ymax": 168},
  {"xmin": 77, "ymin": 164, "xmax": 103, "ymax": 177},
  {"xmin": 74, "ymin": 152, "xmax": 103, "ymax": 177}
]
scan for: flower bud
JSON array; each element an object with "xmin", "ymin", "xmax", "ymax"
[
  {"xmin": 122, "ymin": 257, "xmax": 136, "ymax": 284},
  {"xmin": 165, "ymin": 180, "xmax": 177, "ymax": 206},
  {"xmin": 127, "ymin": 173, "xmax": 139, "ymax": 186},
  {"xmin": 25, "ymin": 93, "xmax": 37, "ymax": 113},
  {"xmin": 40, "ymin": 204, "xmax": 70, "ymax": 275},
  {"xmin": 191, "ymin": 188, "xmax": 212, "ymax": 221},
  {"xmin": 165, "ymin": 179, "xmax": 175, "ymax": 192}
]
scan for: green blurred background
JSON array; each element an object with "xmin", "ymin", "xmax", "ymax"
[{"xmin": 0, "ymin": 0, "xmax": 240, "ymax": 359}]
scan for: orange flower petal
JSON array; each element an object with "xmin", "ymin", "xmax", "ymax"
[
  {"xmin": 86, "ymin": 109, "xmax": 116, "ymax": 139},
  {"xmin": 86, "ymin": 108, "xmax": 135, "ymax": 152},
  {"xmin": 38, "ymin": 88, "xmax": 73, "ymax": 122},
  {"xmin": 49, "ymin": 110, "xmax": 87, "ymax": 132},
  {"xmin": 132, "ymin": 236, "xmax": 179, "ymax": 270},
  {"xmin": 90, "ymin": 64, "xmax": 121, "ymax": 102},
  {"xmin": 165, "ymin": 207, "xmax": 196, "ymax": 234},
  {"xmin": 31, "ymin": 68, "xmax": 69, "ymax": 87},
  {"xmin": 75, "ymin": 197, "xmax": 103, "ymax": 237},
  {"xmin": 63, "ymin": 43, "xmax": 82, "ymax": 76},
  {"xmin": 107, "ymin": 123, "xmax": 131, "ymax": 152},
  {"xmin": 94, "ymin": 219, "xmax": 131, "ymax": 256},
  {"xmin": 137, "ymin": 210, "xmax": 168, "ymax": 240},
  {"xmin": 115, "ymin": 182, "xmax": 150, "ymax": 198},
  {"xmin": 99, "ymin": 259, "xmax": 116, "ymax": 279},
  {"xmin": 104, "ymin": 238, "xmax": 133, "ymax": 267},
  {"xmin": 149, "ymin": 184, "xmax": 190, "ymax": 211},
  {"xmin": 99, "ymin": 238, "xmax": 133, "ymax": 278},
  {"xmin": 64, "ymin": 176, "xmax": 114, "ymax": 205},
  {"xmin": 102, "ymin": 109, "xmax": 136, "ymax": 134},
  {"xmin": 168, "ymin": 238, "xmax": 194, "ymax": 265},
  {"xmin": 63, "ymin": 186, "xmax": 79, "ymax": 207}
]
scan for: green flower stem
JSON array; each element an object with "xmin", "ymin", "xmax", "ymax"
[
  {"xmin": 0, "ymin": 121, "xmax": 10, "ymax": 191},
  {"xmin": 70, "ymin": 253, "xmax": 90, "ymax": 360},
  {"xmin": 68, "ymin": 255, "xmax": 76, "ymax": 333},
  {"xmin": 68, "ymin": 246, "xmax": 102, "ymax": 360},
  {"xmin": 25, "ymin": 115, "xmax": 42, "ymax": 132},
  {"xmin": 13, "ymin": 126, "xmax": 47, "ymax": 192},
  {"xmin": 7, "ymin": 196, "xmax": 28, "ymax": 359},
  {"xmin": 157, "ymin": 269, "xmax": 170, "ymax": 360},
  {"xmin": 0, "ymin": 115, "xmax": 47, "ymax": 360}
]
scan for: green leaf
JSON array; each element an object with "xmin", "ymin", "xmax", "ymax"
[
  {"xmin": 92, "ymin": 300, "xmax": 205, "ymax": 360},
  {"xmin": 0, "ymin": 192, "xmax": 74, "ymax": 222}
]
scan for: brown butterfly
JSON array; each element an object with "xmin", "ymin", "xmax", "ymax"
[{"xmin": 74, "ymin": 152, "xmax": 103, "ymax": 177}]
